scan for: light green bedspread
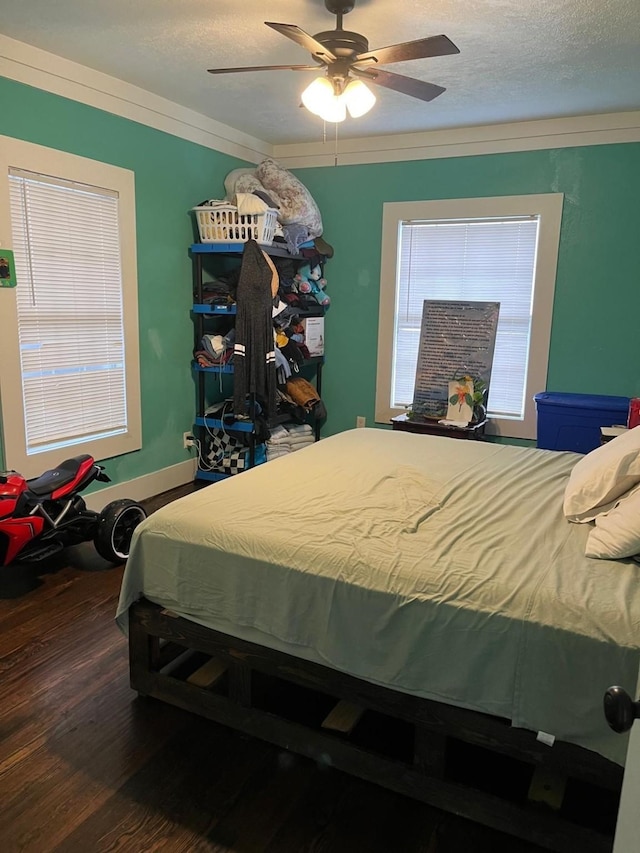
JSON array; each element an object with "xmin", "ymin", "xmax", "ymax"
[{"xmin": 116, "ymin": 428, "xmax": 640, "ymax": 765}]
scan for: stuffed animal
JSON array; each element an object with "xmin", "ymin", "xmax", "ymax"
[{"xmin": 294, "ymin": 263, "xmax": 330, "ymax": 307}]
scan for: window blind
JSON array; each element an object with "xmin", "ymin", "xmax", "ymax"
[
  {"xmin": 393, "ymin": 217, "xmax": 540, "ymax": 419},
  {"xmin": 9, "ymin": 168, "xmax": 127, "ymax": 455}
]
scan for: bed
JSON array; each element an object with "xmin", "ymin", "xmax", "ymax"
[{"xmin": 116, "ymin": 428, "xmax": 640, "ymax": 852}]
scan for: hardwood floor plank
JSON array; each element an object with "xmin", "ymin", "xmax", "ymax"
[
  {"xmin": 51, "ymin": 718, "xmax": 274, "ymax": 853},
  {"xmin": 0, "ymin": 641, "xmax": 126, "ymax": 778},
  {"xmin": 0, "ymin": 684, "xmax": 190, "ymax": 851},
  {"xmin": 0, "ymin": 569, "xmax": 121, "ymax": 663},
  {"xmin": 264, "ymin": 769, "xmax": 439, "ymax": 853},
  {"xmin": 202, "ymin": 750, "xmax": 317, "ymax": 852},
  {"xmin": 0, "ymin": 600, "xmax": 127, "ymax": 773}
]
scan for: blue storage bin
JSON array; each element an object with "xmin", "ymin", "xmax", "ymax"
[{"xmin": 534, "ymin": 392, "xmax": 630, "ymax": 454}]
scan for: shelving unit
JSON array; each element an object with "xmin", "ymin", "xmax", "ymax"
[{"xmin": 190, "ymin": 242, "xmax": 326, "ymax": 482}]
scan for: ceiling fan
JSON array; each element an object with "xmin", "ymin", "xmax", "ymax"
[{"xmin": 207, "ymin": 0, "xmax": 459, "ymax": 121}]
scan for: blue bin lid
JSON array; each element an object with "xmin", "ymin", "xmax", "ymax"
[{"xmin": 534, "ymin": 392, "xmax": 630, "ymax": 411}]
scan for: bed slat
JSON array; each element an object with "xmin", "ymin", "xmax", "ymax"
[
  {"xmin": 528, "ymin": 766, "xmax": 567, "ymax": 811},
  {"xmin": 186, "ymin": 657, "xmax": 228, "ymax": 689},
  {"xmin": 321, "ymin": 700, "xmax": 365, "ymax": 734}
]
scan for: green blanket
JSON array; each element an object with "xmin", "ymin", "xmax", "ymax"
[{"xmin": 117, "ymin": 428, "xmax": 640, "ymax": 765}]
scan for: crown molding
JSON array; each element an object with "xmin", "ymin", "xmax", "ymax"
[
  {"xmin": 273, "ymin": 111, "xmax": 640, "ymax": 169},
  {"xmin": 2, "ymin": 35, "xmax": 638, "ymax": 171},
  {"xmin": 0, "ymin": 34, "xmax": 271, "ymax": 164}
]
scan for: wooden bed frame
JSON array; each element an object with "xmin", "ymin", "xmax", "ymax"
[{"xmin": 129, "ymin": 598, "xmax": 622, "ymax": 853}]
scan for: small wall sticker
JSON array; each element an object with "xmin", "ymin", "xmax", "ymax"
[{"xmin": 0, "ymin": 250, "xmax": 17, "ymax": 288}]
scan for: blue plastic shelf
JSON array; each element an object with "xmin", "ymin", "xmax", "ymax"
[
  {"xmin": 190, "ymin": 242, "xmax": 301, "ymax": 259},
  {"xmin": 193, "ymin": 361, "xmax": 234, "ymax": 374},
  {"xmin": 195, "ymin": 469, "xmax": 231, "ymax": 483},
  {"xmin": 192, "ymin": 304, "xmax": 236, "ymax": 315},
  {"xmin": 195, "ymin": 415, "xmax": 253, "ymax": 433}
]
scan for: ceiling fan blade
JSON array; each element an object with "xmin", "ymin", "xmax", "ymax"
[
  {"xmin": 354, "ymin": 34, "xmax": 459, "ymax": 66},
  {"xmin": 353, "ymin": 67, "xmax": 446, "ymax": 102},
  {"xmin": 265, "ymin": 22, "xmax": 336, "ymax": 63},
  {"xmin": 207, "ymin": 64, "xmax": 320, "ymax": 74}
]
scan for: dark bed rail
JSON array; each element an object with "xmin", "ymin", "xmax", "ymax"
[{"xmin": 129, "ymin": 598, "xmax": 620, "ymax": 853}]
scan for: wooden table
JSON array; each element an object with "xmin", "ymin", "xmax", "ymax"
[{"xmin": 391, "ymin": 414, "xmax": 487, "ymax": 440}]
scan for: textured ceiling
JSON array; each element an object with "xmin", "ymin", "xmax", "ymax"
[{"xmin": 2, "ymin": 0, "xmax": 640, "ymax": 145}]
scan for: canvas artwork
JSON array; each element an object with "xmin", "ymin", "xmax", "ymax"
[{"xmin": 412, "ymin": 300, "xmax": 500, "ymax": 420}]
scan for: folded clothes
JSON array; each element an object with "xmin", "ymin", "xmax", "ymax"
[
  {"xmin": 234, "ymin": 192, "xmax": 269, "ymax": 215},
  {"xmin": 287, "ymin": 435, "xmax": 315, "ymax": 447},
  {"xmin": 197, "ymin": 198, "xmax": 228, "ymax": 208},
  {"xmin": 266, "ymin": 422, "xmax": 315, "ymax": 461},
  {"xmin": 194, "ymin": 349, "xmax": 234, "ymax": 368},
  {"xmin": 267, "ymin": 435, "xmax": 313, "ymax": 444},
  {"xmin": 266, "ymin": 439, "xmax": 316, "ymax": 460},
  {"xmin": 266, "ymin": 448, "xmax": 291, "ymax": 461},
  {"xmin": 285, "ymin": 423, "xmax": 313, "ymax": 436},
  {"xmin": 268, "ymin": 425, "xmax": 290, "ymax": 442},
  {"xmin": 267, "ymin": 438, "xmax": 291, "ymax": 449}
]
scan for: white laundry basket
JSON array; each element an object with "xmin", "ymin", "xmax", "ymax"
[{"xmin": 193, "ymin": 204, "xmax": 277, "ymax": 245}]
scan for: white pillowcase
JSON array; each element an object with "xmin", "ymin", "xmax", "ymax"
[
  {"xmin": 224, "ymin": 167, "xmax": 256, "ymax": 200},
  {"xmin": 585, "ymin": 481, "xmax": 640, "ymax": 559},
  {"xmin": 255, "ymin": 158, "xmax": 323, "ymax": 236},
  {"xmin": 563, "ymin": 426, "xmax": 640, "ymax": 522}
]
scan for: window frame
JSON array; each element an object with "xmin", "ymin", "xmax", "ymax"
[
  {"xmin": 0, "ymin": 136, "xmax": 141, "ymax": 477},
  {"xmin": 375, "ymin": 194, "xmax": 564, "ymax": 440}
]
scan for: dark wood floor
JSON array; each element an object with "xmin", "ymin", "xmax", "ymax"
[{"xmin": 0, "ymin": 485, "xmax": 550, "ymax": 853}]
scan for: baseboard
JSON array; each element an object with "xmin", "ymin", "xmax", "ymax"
[{"xmin": 84, "ymin": 458, "xmax": 196, "ymax": 512}]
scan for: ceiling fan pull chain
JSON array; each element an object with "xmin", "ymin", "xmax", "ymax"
[{"xmin": 334, "ymin": 122, "xmax": 339, "ymax": 167}]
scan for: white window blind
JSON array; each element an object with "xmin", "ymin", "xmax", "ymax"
[
  {"xmin": 394, "ymin": 216, "xmax": 540, "ymax": 419},
  {"xmin": 9, "ymin": 168, "xmax": 127, "ymax": 456}
]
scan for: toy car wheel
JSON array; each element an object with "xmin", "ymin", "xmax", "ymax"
[{"xmin": 94, "ymin": 499, "xmax": 147, "ymax": 563}]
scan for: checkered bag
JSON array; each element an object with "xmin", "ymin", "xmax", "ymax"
[{"xmin": 204, "ymin": 428, "xmax": 265, "ymax": 475}]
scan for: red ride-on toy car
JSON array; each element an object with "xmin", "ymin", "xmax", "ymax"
[{"xmin": 0, "ymin": 454, "xmax": 147, "ymax": 567}]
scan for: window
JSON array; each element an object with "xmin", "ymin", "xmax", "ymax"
[
  {"xmin": 376, "ymin": 195, "xmax": 564, "ymax": 439},
  {"xmin": 0, "ymin": 137, "xmax": 141, "ymax": 478}
]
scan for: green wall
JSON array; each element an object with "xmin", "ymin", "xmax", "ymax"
[
  {"xmin": 0, "ymin": 76, "xmax": 248, "ymax": 485},
  {"xmin": 3, "ymin": 74, "xmax": 640, "ymax": 478},
  {"xmin": 295, "ymin": 143, "xmax": 640, "ymax": 437}
]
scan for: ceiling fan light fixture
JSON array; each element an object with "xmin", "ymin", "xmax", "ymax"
[
  {"xmin": 301, "ymin": 77, "xmax": 334, "ymax": 116},
  {"xmin": 302, "ymin": 76, "xmax": 347, "ymax": 122},
  {"xmin": 208, "ymin": 3, "xmax": 460, "ymax": 124},
  {"xmin": 319, "ymin": 94, "xmax": 347, "ymax": 123},
  {"xmin": 342, "ymin": 79, "xmax": 376, "ymax": 118}
]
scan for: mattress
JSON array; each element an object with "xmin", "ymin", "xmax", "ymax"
[{"xmin": 116, "ymin": 428, "xmax": 640, "ymax": 765}]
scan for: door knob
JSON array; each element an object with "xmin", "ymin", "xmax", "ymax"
[{"xmin": 604, "ymin": 686, "xmax": 640, "ymax": 733}]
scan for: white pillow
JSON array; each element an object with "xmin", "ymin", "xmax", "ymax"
[
  {"xmin": 563, "ymin": 426, "xmax": 640, "ymax": 522},
  {"xmin": 585, "ymin": 482, "xmax": 640, "ymax": 559},
  {"xmin": 224, "ymin": 168, "xmax": 256, "ymax": 200},
  {"xmin": 255, "ymin": 158, "xmax": 323, "ymax": 236}
]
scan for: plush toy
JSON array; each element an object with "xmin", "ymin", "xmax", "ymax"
[{"xmin": 294, "ymin": 263, "xmax": 330, "ymax": 307}]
